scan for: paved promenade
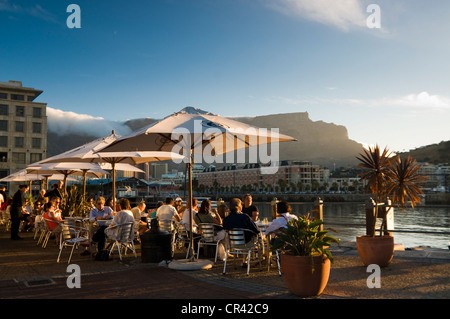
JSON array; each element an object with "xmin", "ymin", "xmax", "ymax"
[{"xmin": 0, "ymin": 230, "xmax": 449, "ymax": 304}]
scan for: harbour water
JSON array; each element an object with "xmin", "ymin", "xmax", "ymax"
[{"xmin": 256, "ymin": 202, "xmax": 450, "ymax": 250}]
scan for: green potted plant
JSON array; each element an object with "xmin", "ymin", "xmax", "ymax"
[
  {"xmin": 60, "ymin": 185, "xmax": 91, "ymax": 218},
  {"xmin": 356, "ymin": 145, "xmax": 426, "ymax": 267},
  {"xmin": 271, "ymin": 213, "xmax": 340, "ymax": 297}
]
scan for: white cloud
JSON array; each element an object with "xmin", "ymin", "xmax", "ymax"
[
  {"xmin": 264, "ymin": 0, "xmax": 368, "ymax": 31},
  {"xmin": 47, "ymin": 107, "xmax": 132, "ymax": 137},
  {"xmin": 269, "ymin": 91, "xmax": 450, "ymax": 110},
  {"xmin": 382, "ymin": 92, "xmax": 450, "ymax": 109}
]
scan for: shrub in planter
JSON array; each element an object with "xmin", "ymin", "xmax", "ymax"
[{"xmin": 271, "ymin": 213, "xmax": 340, "ymax": 297}]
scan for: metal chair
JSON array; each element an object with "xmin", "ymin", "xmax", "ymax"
[
  {"xmin": 223, "ymin": 228, "xmax": 261, "ymax": 276},
  {"xmin": 196, "ymin": 223, "xmax": 221, "ymax": 263},
  {"xmin": 105, "ymin": 222, "xmax": 136, "ymax": 260},
  {"xmin": 174, "ymin": 222, "xmax": 192, "ymax": 259},
  {"xmin": 0, "ymin": 210, "xmax": 11, "ymax": 232},
  {"xmin": 57, "ymin": 220, "xmax": 90, "ymax": 264},
  {"xmin": 42, "ymin": 218, "xmax": 61, "ymax": 248},
  {"xmin": 158, "ymin": 218, "xmax": 174, "ymax": 232},
  {"xmin": 33, "ymin": 215, "xmax": 45, "ymax": 240}
]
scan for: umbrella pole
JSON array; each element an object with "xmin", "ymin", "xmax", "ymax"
[
  {"xmin": 111, "ymin": 162, "xmax": 116, "ymax": 211},
  {"xmin": 82, "ymin": 170, "xmax": 87, "ymax": 202},
  {"xmin": 188, "ymin": 155, "xmax": 195, "ymax": 261}
]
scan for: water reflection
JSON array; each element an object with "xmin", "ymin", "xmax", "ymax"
[{"xmin": 255, "ymin": 202, "xmax": 450, "ymax": 250}]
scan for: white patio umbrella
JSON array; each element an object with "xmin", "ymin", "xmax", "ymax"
[
  {"xmin": 26, "ymin": 162, "xmax": 108, "ymax": 196},
  {"xmin": 37, "ymin": 131, "xmax": 184, "ymax": 208},
  {"xmin": 0, "ymin": 169, "xmax": 77, "ymax": 183},
  {"xmin": 95, "ymin": 107, "xmax": 297, "ymax": 261}
]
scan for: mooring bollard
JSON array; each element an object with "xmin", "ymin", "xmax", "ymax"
[
  {"xmin": 314, "ymin": 197, "xmax": 324, "ymax": 231},
  {"xmin": 271, "ymin": 197, "xmax": 279, "ymax": 220}
]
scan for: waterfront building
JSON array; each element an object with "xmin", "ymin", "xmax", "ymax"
[
  {"xmin": 0, "ymin": 81, "xmax": 47, "ymax": 191},
  {"xmin": 197, "ymin": 160, "xmax": 330, "ymax": 191}
]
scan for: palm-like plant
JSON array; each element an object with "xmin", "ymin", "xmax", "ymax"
[
  {"xmin": 386, "ymin": 155, "xmax": 427, "ymax": 209},
  {"xmin": 271, "ymin": 213, "xmax": 340, "ymax": 272},
  {"xmin": 356, "ymin": 145, "xmax": 427, "ymax": 236},
  {"xmin": 356, "ymin": 145, "xmax": 394, "ymax": 201}
]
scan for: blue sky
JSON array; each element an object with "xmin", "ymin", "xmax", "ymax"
[{"xmin": 1, "ymin": 0, "xmax": 449, "ymax": 152}]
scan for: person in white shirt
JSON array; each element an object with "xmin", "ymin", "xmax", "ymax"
[
  {"xmin": 265, "ymin": 201, "xmax": 298, "ymax": 236},
  {"xmin": 181, "ymin": 197, "xmax": 198, "ymax": 233},
  {"xmin": 105, "ymin": 198, "xmax": 136, "ymax": 241},
  {"xmin": 131, "ymin": 201, "xmax": 147, "ymax": 235},
  {"xmin": 156, "ymin": 197, "xmax": 181, "ymax": 222}
]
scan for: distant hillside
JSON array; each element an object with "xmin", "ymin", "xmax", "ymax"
[
  {"xmin": 233, "ymin": 112, "xmax": 364, "ymax": 168},
  {"xmin": 47, "ymin": 111, "xmax": 365, "ymax": 168},
  {"xmin": 399, "ymin": 141, "xmax": 450, "ymax": 164}
]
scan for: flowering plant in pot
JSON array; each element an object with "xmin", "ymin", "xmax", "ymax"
[
  {"xmin": 356, "ymin": 145, "xmax": 427, "ymax": 267},
  {"xmin": 271, "ymin": 213, "xmax": 340, "ymax": 297}
]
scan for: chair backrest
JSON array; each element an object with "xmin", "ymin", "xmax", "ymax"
[
  {"xmin": 60, "ymin": 220, "xmax": 73, "ymax": 241},
  {"xmin": 117, "ymin": 222, "xmax": 134, "ymax": 242},
  {"xmin": 158, "ymin": 219, "xmax": 174, "ymax": 232},
  {"xmin": 199, "ymin": 223, "xmax": 216, "ymax": 242},
  {"xmin": 176, "ymin": 222, "xmax": 189, "ymax": 237},
  {"xmin": 227, "ymin": 229, "xmax": 247, "ymax": 247}
]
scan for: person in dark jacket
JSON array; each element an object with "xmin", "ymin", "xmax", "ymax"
[
  {"xmin": 222, "ymin": 198, "xmax": 259, "ymax": 243},
  {"xmin": 10, "ymin": 184, "xmax": 29, "ymax": 240}
]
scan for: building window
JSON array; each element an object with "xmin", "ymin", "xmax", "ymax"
[
  {"xmin": 0, "ymin": 169, "xmax": 8, "ymax": 178},
  {"xmin": 15, "ymin": 121, "xmax": 24, "ymax": 132},
  {"xmin": 33, "ymin": 107, "xmax": 42, "ymax": 118},
  {"xmin": 12, "ymin": 152, "xmax": 26, "ymax": 164},
  {"xmin": 0, "ymin": 104, "xmax": 8, "ymax": 116},
  {"xmin": 0, "ymin": 93, "xmax": 7, "ymax": 99},
  {"xmin": 0, "ymin": 136, "xmax": 7, "ymax": 147},
  {"xmin": 11, "ymin": 94, "xmax": 24, "ymax": 101},
  {"xmin": 30, "ymin": 153, "xmax": 42, "ymax": 163},
  {"xmin": 32, "ymin": 137, "xmax": 41, "ymax": 149},
  {"xmin": 16, "ymin": 106, "xmax": 25, "ymax": 117},
  {"xmin": 0, "ymin": 120, "xmax": 7, "ymax": 131},
  {"xmin": 32, "ymin": 122, "xmax": 42, "ymax": 133},
  {"xmin": 0, "ymin": 154, "xmax": 7, "ymax": 163},
  {"xmin": 15, "ymin": 137, "xmax": 24, "ymax": 148},
  {"xmin": 27, "ymin": 95, "xmax": 35, "ymax": 102}
]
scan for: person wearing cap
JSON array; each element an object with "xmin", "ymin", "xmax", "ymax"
[{"xmin": 174, "ymin": 197, "xmax": 185, "ymax": 217}]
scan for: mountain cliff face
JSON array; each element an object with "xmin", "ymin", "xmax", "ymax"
[
  {"xmin": 233, "ymin": 112, "xmax": 363, "ymax": 168},
  {"xmin": 47, "ymin": 111, "xmax": 364, "ymax": 168}
]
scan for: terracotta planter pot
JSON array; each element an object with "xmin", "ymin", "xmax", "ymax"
[
  {"xmin": 356, "ymin": 235, "xmax": 394, "ymax": 267},
  {"xmin": 280, "ymin": 254, "xmax": 331, "ymax": 297}
]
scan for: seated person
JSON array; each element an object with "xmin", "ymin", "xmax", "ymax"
[
  {"xmin": 89, "ymin": 197, "xmax": 114, "ymax": 254},
  {"xmin": 104, "ymin": 198, "xmax": 136, "ymax": 241},
  {"xmin": 131, "ymin": 201, "xmax": 148, "ymax": 235},
  {"xmin": 180, "ymin": 197, "xmax": 198, "ymax": 234},
  {"xmin": 89, "ymin": 196, "xmax": 114, "ymax": 222},
  {"xmin": 42, "ymin": 202, "xmax": 63, "ymax": 243},
  {"xmin": 264, "ymin": 201, "xmax": 298, "ymax": 236},
  {"xmin": 22, "ymin": 198, "xmax": 34, "ymax": 231},
  {"xmin": 195, "ymin": 199, "xmax": 226, "ymax": 260},
  {"xmin": 148, "ymin": 201, "xmax": 163, "ymax": 219},
  {"xmin": 156, "ymin": 197, "xmax": 181, "ymax": 222},
  {"xmin": 223, "ymin": 198, "xmax": 259, "ymax": 244}
]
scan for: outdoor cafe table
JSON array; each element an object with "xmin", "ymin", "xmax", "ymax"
[{"xmin": 256, "ymin": 221, "xmax": 276, "ymax": 271}]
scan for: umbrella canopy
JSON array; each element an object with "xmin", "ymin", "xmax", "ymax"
[
  {"xmin": 0, "ymin": 169, "xmax": 77, "ymax": 182},
  {"xmin": 26, "ymin": 162, "xmax": 108, "ymax": 196},
  {"xmin": 96, "ymin": 107, "xmax": 297, "ymax": 260},
  {"xmin": 37, "ymin": 132, "xmax": 184, "ymax": 208},
  {"xmin": 98, "ymin": 107, "xmax": 296, "ymax": 160}
]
